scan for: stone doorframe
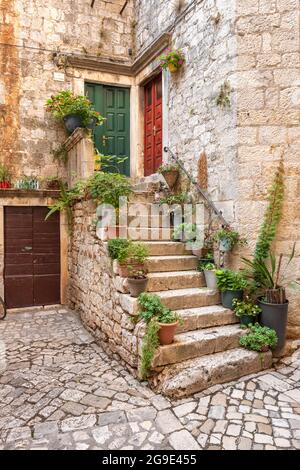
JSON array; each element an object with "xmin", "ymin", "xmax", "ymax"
[
  {"xmin": 0, "ymin": 191, "xmax": 69, "ymax": 307},
  {"xmin": 68, "ymin": 33, "xmax": 171, "ymax": 179}
]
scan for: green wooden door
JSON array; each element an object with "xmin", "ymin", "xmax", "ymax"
[{"xmin": 85, "ymin": 83, "xmax": 130, "ymax": 176}]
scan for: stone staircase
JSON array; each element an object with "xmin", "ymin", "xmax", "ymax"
[{"xmin": 112, "ymin": 186, "xmax": 273, "ymax": 398}]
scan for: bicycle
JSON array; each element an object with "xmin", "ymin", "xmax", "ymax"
[{"xmin": 0, "ymin": 296, "xmax": 7, "ymax": 320}]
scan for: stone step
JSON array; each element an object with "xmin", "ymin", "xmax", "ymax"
[
  {"xmin": 147, "ymin": 271, "xmax": 205, "ymax": 292},
  {"xmin": 119, "ymin": 287, "xmax": 220, "ymax": 316},
  {"xmin": 128, "ymin": 213, "xmax": 173, "ymax": 228},
  {"xmin": 152, "ymin": 348, "xmax": 273, "ymax": 398},
  {"xmin": 127, "ymin": 227, "xmax": 174, "ymax": 241},
  {"xmin": 177, "ymin": 305, "xmax": 238, "ymax": 333},
  {"xmin": 128, "ymin": 191, "xmax": 156, "ymax": 204},
  {"xmin": 151, "ymin": 324, "xmax": 244, "ymax": 368},
  {"xmin": 138, "ymin": 241, "xmax": 190, "ymax": 256},
  {"xmin": 146, "ymin": 255, "xmax": 197, "ymax": 272}
]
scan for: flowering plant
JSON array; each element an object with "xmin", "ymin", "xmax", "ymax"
[
  {"xmin": 159, "ymin": 49, "xmax": 185, "ymax": 71},
  {"xmin": 45, "ymin": 91, "xmax": 104, "ymax": 127}
]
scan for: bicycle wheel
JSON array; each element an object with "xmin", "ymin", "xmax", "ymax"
[{"xmin": 0, "ymin": 296, "xmax": 6, "ymax": 320}]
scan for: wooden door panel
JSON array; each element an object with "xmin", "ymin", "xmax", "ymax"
[
  {"xmin": 4, "ymin": 207, "xmax": 60, "ymax": 308},
  {"xmin": 144, "ymin": 74, "xmax": 163, "ymax": 176}
]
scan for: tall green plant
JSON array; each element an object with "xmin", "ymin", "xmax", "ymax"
[{"xmin": 254, "ymin": 159, "xmax": 284, "ymax": 263}]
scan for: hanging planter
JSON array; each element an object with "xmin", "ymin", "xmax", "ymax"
[
  {"xmin": 157, "ymin": 163, "xmax": 180, "ymax": 189},
  {"xmin": 214, "ymin": 227, "xmax": 247, "ymax": 252},
  {"xmin": 159, "ymin": 48, "xmax": 185, "ymax": 73}
]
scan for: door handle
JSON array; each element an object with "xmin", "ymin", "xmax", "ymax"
[
  {"xmin": 153, "ymin": 126, "xmax": 157, "ymax": 136},
  {"xmin": 22, "ymin": 246, "xmax": 32, "ymax": 252},
  {"xmin": 102, "ymin": 135, "xmax": 108, "ymax": 146}
]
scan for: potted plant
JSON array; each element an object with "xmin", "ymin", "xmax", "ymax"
[
  {"xmin": 118, "ymin": 242, "xmax": 149, "ymax": 278},
  {"xmin": 0, "ymin": 164, "xmax": 12, "ymax": 189},
  {"xmin": 137, "ymin": 293, "xmax": 183, "ymax": 378},
  {"xmin": 243, "ymin": 249, "xmax": 300, "ymax": 356},
  {"xmin": 127, "ymin": 268, "xmax": 149, "ymax": 298},
  {"xmin": 41, "ymin": 176, "xmax": 64, "ymax": 190},
  {"xmin": 45, "ymin": 90, "xmax": 105, "ymax": 134},
  {"xmin": 173, "ymin": 223, "xmax": 197, "ymax": 243},
  {"xmin": 239, "ymin": 323, "xmax": 278, "ymax": 353},
  {"xmin": 15, "ymin": 176, "xmax": 39, "ymax": 190},
  {"xmin": 157, "ymin": 163, "xmax": 180, "ymax": 189},
  {"xmin": 214, "ymin": 226, "xmax": 247, "ymax": 252},
  {"xmin": 232, "ymin": 298, "xmax": 262, "ymax": 327},
  {"xmin": 158, "ymin": 192, "xmax": 189, "ymax": 227},
  {"xmin": 202, "ymin": 262, "xmax": 218, "ymax": 290},
  {"xmin": 216, "ymin": 269, "xmax": 248, "ymax": 309},
  {"xmin": 159, "ymin": 48, "xmax": 185, "ymax": 73}
]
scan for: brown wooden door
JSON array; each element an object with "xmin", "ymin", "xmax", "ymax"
[
  {"xmin": 4, "ymin": 207, "xmax": 60, "ymax": 308},
  {"xmin": 144, "ymin": 74, "xmax": 163, "ymax": 176}
]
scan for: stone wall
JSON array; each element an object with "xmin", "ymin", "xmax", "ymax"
[
  {"xmin": 68, "ymin": 199, "xmax": 141, "ymax": 373},
  {"xmin": 135, "ymin": 0, "xmax": 300, "ymax": 338},
  {"xmin": 0, "ymin": 0, "xmax": 134, "ymax": 179}
]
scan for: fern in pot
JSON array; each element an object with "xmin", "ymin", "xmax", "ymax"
[{"xmin": 216, "ymin": 269, "xmax": 248, "ymax": 309}]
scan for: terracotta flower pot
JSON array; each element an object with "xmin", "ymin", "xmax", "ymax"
[
  {"xmin": 127, "ymin": 277, "xmax": 148, "ymax": 297},
  {"xmin": 162, "ymin": 170, "xmax": 179, "ymax": 189},
  {"xmin": 118, "ymin": 262, "xmax": 145, "ymax": 278},
  {"xmin": 168, "ymin": 63, "xmax": 178, "ymax": 73},
  {"xmin": 158, "ymin": 321, "xmax": 179, "ymax": 345},
  {"xmin": 0, "ymin": 181, "xmax": 11, "ymax": 189}
]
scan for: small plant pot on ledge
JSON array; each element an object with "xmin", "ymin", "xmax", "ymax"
[
  {"xmin": 203, "ymin": 270, "xmax": 217, "ymax": 290},
  {"xmin": 162, "ymin": 170, "xmax": 179, "ymax": 190},
  {"xmin": 221, "ymin": 290, "xmax": 244, "ymax": 310},
  {"xmin": 127, "ymin": 277, "xmax": 148, "ymax": 298},
  {"xmin": 0, "ymin": 181, "xmax": 11, "ymax": 189},
  {"xmin": 63, "ymin": 114, "xmax": 84, "ymax": 134},
  {"xmin": 158, "ymin": 321, "xmax": 179, "ymax": 345},
  {"xmin": 258, "ymin": 298, "xmax": 289, "ymax": 357}
]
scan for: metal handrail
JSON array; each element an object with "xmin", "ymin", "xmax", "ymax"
[
  {"xmin": 0, "ymin": 296, "xmax": 7, "ymax": 320},
  {"xmin": 164, "ymin": 146, "xmax": 229, "ymax": 227}
]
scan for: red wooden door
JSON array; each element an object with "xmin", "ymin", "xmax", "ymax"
[
  {"xmin": 4, "ymin": 207, "xmax": 60, "ymax": 308},
  {"xmin": 144, "ymin": 74, "xmax": 163, "ymax": 176}
]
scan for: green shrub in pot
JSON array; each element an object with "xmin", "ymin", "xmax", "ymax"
[
  {"xmin": 137, "ymin": 293, "xmax": 183, "ymax": 379},
  {"xmin": 239, "ymin": 323, "xmax": 278, "ymax": 353},
  {"xmin": 242, "ymin": 247, "xmax": 300, "ymax": 356},
  {"xmin": 216, "ymin": 269, "xmax": 248, "ymax": 309},
  {"xmin": 201, "ymin": 262, "xmax": 217, "ymax": 290},
  {"xmin": 118, "ymin": 242, "xmax": 149, "ymax": 277},
  {"xmin": 232, "ymin": 298, "xmax": 262, "ymax": 327},
  {"xmin": 214, "ymin": 227, "xmax": 247, "ymax": 252},
  {"xmin": 173, "ymin": 223, "xmax": 198, "ymax": 243},
  {"xmin": 107, "ymin": 238, "xmax": 131, "ymax": 260}
]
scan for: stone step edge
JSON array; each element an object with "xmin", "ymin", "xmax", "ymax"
[
  {"xmin": 151, "ymin": 348, "xmax": 273, "ymax": 398},
  {"xmin": 151, "ymin": 324, "xmax": 245, "ymax": 368}
]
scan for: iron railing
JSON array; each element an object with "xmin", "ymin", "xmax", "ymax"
[{"xmin": 164, "ymin": 146, "xmax": 229, "ymax": 227}]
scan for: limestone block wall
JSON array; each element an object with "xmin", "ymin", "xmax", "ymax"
[
  {"xmin": 135, "ymin": 0, "xmax": 300, "ymax": 338},
  {"xmin": 0, "ymin": 0, "xmax": 134, "ymax": 179},
  {"xmin": 235, "ymin": 0, "xmax": 300, "ymax": 338},
  {"xmin": 68, "ymin": 199, "xmax": 141, "ymax": 373}
]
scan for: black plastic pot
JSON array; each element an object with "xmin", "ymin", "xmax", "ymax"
[
  {"xmin": 240, "ymin": 315, "xmax": 257, "ymax": 327},
  {"xmin": 221, "ymin": 290, "xmax": 244, "ymax": 310},
  {"xmin": 63, "ymin": 114, "xmax": 84, "ymax": 134},
  {"xmin": 258, "ymin": 298, "xmax": 289, "ymax": 357}
]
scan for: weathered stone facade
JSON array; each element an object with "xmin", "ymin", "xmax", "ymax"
[
  {"xmin": 0, "ymin": 0, "xmax": 134, "ymax": 178},
  {"xmin": 135, "ymin": 0, "xmax": 300, "ymax": 337}
]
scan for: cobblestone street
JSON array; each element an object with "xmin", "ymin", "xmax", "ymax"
[{"xmin": 0, "ymin": 308, "xmax": 300, "ymax": 450}]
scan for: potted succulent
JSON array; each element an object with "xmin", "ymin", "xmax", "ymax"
[
  {"xmin": 202, "ymin": 262, "xmax": 218, "ymax": 290},
  {"xmin": 127, "ymin": 268, "xmax": 149, "ymax": 298},
  {"xmin": 0, "ymin": 164, "xmax": 12, "ymax": 189},
  {"xmin": 216, "ymin": 269, "xmax": 248, "ymax": 309},
  {"xmin": 173, "ymin": 223, "xmax": 197, "ymax": 243},
  {"xmin": 232, "ymin": 298, "xmax": 262, "ymax": 327},
  {"xmin": 45, "ymin": 90, "xmax": 105, "ymax": 134},
  {"xmin": 159, "ymin": 48, "xmax": 185, "ymax": 73},
  {"xmin": 214, "ymin": 226, "xmax": 247, "ymax": 252},
  {"xmin": 243, "ymin": 249, "xmax": 300, "ymax": 356},
  {"xmin": 239, "ymin": 323, "xmax": 278, "ymax": 353},
  {"xmin": 137, "ymin": 293, "xmax": 183, "ymax": 378},
  {"xmin": 157, "ymin": 163, "xmax": 180, "ymax": 189}
]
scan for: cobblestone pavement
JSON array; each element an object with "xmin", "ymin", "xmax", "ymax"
[{"xmin": 0, "ymin": 308, "xmax": 300, "ymax": 450}]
